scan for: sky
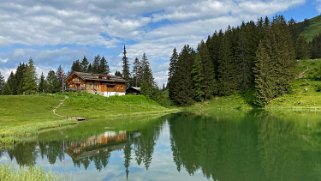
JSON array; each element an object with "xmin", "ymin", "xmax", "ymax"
[{"xmin": 0, "ymin": 0, "xmax": 320, "ymax": 86}]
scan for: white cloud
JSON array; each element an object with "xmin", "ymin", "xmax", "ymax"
[
  {"xmin": 317, "ymin": 0, "xmax": 321, "ymax": 13},
  {"xmin": 0, "ymin": 0, "xmax": 307, "ymax": 85}
]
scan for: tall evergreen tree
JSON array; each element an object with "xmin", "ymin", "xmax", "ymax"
[
  {"xmin": 0, "ymin": 72, "xmax": 5, "ymax": 94},
  {"xmin": 131, "ymin": 57, "xmax": 141, "ymax": 87},
  {"xmin": 38, "ymin": 72, "xmax": 47, "ymax": 93},
  {"xmin": 22, "ymin": 58, "xmax": 37, "ymax": 94},
  {"xmin": 56, "ymin": 65, "xmax": 65, "ymax": 92},
  {"xmin": 115, "ymin": 71, "xmax": 122, "ymax": 77},
  {"xmin": 168, "ymin": 48, "xmax": 178, "ymax": 100},
  {"xmin": 71, "ymin": 60, "xmax": 82, "ymax": 72},
  {"xmin": 81, "ymin": 56, "xmax": 89, "ymax": 72},
  {"xmin": 3, "ymin": 72, "xmax": 15, "ymax": 95},
  {"xmin": 171, "ymin": 45, "xmax": 195, "ymax": 105},
  {"xmin": 310, "ymin": 33, "xmax": 321, "ymax": 59},
  {"xmin": 122, "ymin": 45, "xmax": 131, "ymax": 86},
  {"xmin": 198, "ymin": 42, "xmax": 215, "ymax": 99},
  {"xmin": 191, "ymin": 54, "xmax": 204, "ymax": 102},
  {"xmin": 295, "ymin": 36, "xmax": 309, "ymax": 59},
  {"xmin": 15, "ymin": 63, "xmax": 27, "ymax": 94},
  {"xmin": 98, "ymin": 56, "xmax": 109, "ymax": 74},
  {"xmin": 46, "ymin": 70, "xmax": 60, "ymax": 93},
  {"xmin": 92, "ymin": 55, "xmax": 101, "ymax": 73},
  {"xmin": 140, "ymin": 53, "xmax": 156, "ymax": 98}
]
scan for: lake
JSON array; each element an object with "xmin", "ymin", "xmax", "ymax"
[{"xmin": 1, "ymin": 110, "xmax": 321, "ymax": 181}]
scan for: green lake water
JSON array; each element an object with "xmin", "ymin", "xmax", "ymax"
[{"xmin": 1, "ymin": 110, "xmax": 321, "ymax": 181}]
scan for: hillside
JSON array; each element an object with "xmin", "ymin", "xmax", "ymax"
[
  {"xmin": 0, "ymin": 93, "xmax": 174, "ymax": 146},
  {"xmin": 297, "ymin": 15, "xmax": 321, "ymax": 41}
]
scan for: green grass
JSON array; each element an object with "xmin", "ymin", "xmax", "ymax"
[
  {"xmin": 299, "ymin": 15, "xmax": 321, "ymax": 42},
  {"xmin": 0, "ymin": 93, "xmax": 177, "ymax": 146},
  {"xmin": 58, "ymin": 92, "xmax": 177, "ymax": 119},
  {"xmin": 0, "ymin": 165, "xmax": 56, "ymax": 181}
]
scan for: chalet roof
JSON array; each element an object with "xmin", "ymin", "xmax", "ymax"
[
  {"xmin": 127, "ymin": 86, "xmax": 141, "ymax": 91},
  {"xmin": 68, "ymin": 71, "xmax": 126, "ymax": 83}
]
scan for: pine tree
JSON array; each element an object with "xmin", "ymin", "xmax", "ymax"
[
  {"xmin": 122, "ymin": 45, "xmax": 131, "ymax": 85},
  {"xmin": 171, "ymin": 45, "xmax": 195, "ymax": 105},
  {"xmin": 56, "ymin": 65, "xmax": 65, "ymax": 92},
  {"xmin": 131, "ymin": 57, "xmax": 141, "ymax": 87},
  {"xmin": 22, "ymin": 58, "xmax": 37, "ymax": 94},
  {"xmin": 38, "ymin": 72, "xmax": 47, "ymax": 93},
  {"xmin": 115, "ymin": 71, "xmax": 122, "ymax": 77},
  {"xmin": 0, "ymin": 72, "xmax": 5, "ymax": 94},
  {"xmin": 310, "ymin": 33, "xmax": 321, "ymax": 59},
  {"xmin": 15, "ymin": 63, "xmax": 26, "ymax": 94},
  {"xmin": 295, "ymin": 36, "xmax": 309, "ymax": 59},
  {"xmin": 254, "ymin": 40, "xmax": 273, "ymax": 106},
  {"xmin": 168, "ymin": 48, "xmax": 178, "ymax": 100},
  {"xmin": 3, "ymin": 72, "xmax": 15, "ymax": 95},
  {"xmin": 198, "ymin": 42, "xmax": 215, "ymax": 99},
  {"xmin": 98, "ymin": 56, "xmax": 109, "ymax": 74},
  {"xmin": 191, "ymin": 54, "xmax": 204, "ymax": 102},
  {"xmin": 92, "ymin": 55, "xmax": 101, "ymax": 73},
  {"xmin": 81, "ymin": 56, "xmax": 89, "ymax": 72},
  {"xmin": 140, "ymin": 53, "xmax": 156, "ymax": 98},
  {"xmin": 46, "ymin": 70, "xmax": 60, "ymax": 93},
  {"xmin": 71, "ymin": 60, "xmax": 82, "ymax": 72}
]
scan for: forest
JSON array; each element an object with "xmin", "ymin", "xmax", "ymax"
[{"xmin": 168, "ymin": 15, "xmax": 321, "ymax": 107}]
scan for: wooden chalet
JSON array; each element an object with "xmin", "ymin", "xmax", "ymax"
[{"xmin": 65, "ymin": 71, "xmax": 126, "ymax": 97}]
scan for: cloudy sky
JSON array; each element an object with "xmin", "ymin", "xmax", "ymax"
[{"xmin": 0, "ymin": 0, "xmax": 320, "ymax": 86}]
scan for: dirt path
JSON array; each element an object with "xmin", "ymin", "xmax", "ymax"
[{"xmin": 52, "ymin": 96, "xmax": 69, "ymax": 118}]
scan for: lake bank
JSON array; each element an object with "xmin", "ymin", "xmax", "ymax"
[{"xmin": 0, "ymin": 93, "xmax": 178, "ymax": 147}]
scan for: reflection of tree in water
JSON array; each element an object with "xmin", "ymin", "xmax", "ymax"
[
  {"xmin": 168, "ymin": 111, "xmax": 321, "ymax": 181},
  {"xmin": 7, "ymin": 142, "xmax": 38, "ymax": 166}
]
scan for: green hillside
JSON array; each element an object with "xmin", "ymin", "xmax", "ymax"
[{"xmin": 298, "ymin": 15, "xmax": 321, "ymax": 42}]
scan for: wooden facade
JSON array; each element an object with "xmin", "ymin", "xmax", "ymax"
[{"xmin": 65, "ymin": 72, "xmax": 126, "ymax": 96}]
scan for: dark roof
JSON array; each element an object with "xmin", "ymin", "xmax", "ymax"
[
  {"xmin": 68, "ymin": 71, "xmax": 126, "ymax": 83},
  {"xmin": 127, "ymin": 87, "xmax": 141, "ymax": 91}
]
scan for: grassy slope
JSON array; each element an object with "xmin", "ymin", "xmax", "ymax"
[
  {"xmin": 193, "ymin": 59, "xmax": 321, "ymax": 110},
  {"xmin": 299, "ymin": 15, "xmax": 321, "ymax": 42},
  {"xmin": 0, "ymin": 165, "xmax": 56, "ymax": 181},
  {"xmin": 0, "ymin": 93, "xmax": 175, "ymax": 146}
]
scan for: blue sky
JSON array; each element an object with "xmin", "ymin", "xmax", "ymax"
[{"xmin": 0, "ymin": 0, "xmax": 320, "ymax": 86}]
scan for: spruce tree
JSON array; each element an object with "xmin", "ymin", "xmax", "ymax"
[
  {"xmin": 3, "ymin": 72, "xmax": 15, "ymax": 95},
  {"xmin": 71, "ymin": 60, "xmax": 82, "ymax": 72},
  {"xmin": 140, "ymin": 53, "xmax": 156, "ymax": 98},
  {"xmin": 22, "ymin": 58, "xmax": 37, "ymax": 94},
  {"xmin": 198, "ymin": 42, "xmax": 214, "ymax": 99},
  {"xmin": 0, "ymin": 72, "xmax": 5, "ymax": 94},
  {"xmin": 56, "ymin": 65, "xmax": 65, "ymax": 92},
  {"xmin": 98, "ymin": 56, "xmax": 109, "ymax": 74},
  {"xmin": 310, "ymin": 33, "xmax": 321, "ymax": 59},
  {"xmin": 81, "ymin": 56, "xmax": 89, "ymax": 72},
  {"xmin": 191, "ymin": 54, "xmax": 204, "ymax": 102},
  {"xmin": 46, "ymin": 70, "xmax": 60, "ymax": 93},
  {"xmin": 171, "ymin": 45, "xmax": 194, "ymax": 105},
  {"xmin": 115, "ymin": 71, "xmax": 122, "ymax": 77},
  {"xmin": 168, "ymin": 48, "xmax": 178, "ymax": 100},
  {"xmin": 38, "ymin": 72, "xmax": 47, "ymax": 93},
  {"xmin": 295, "ymin": 36, "xmax": 309, "ymax": 59},
  {"xmin": 131, "ymin": 57, "xmax": 141, "ymax": 87},
  {"xmin": 15, "ymin": 63, "xmax": 26, "ymax": 94},
  {"xmin": 122, "ymin": 45, "xmax": 131, "ymax": 85},
  {"xmin": 92, "ymin": 55, "xmax": 101, "ymax": 73}
]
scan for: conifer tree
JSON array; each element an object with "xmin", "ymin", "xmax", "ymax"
[
  {"xmin": 46, "ymin": 70, "xmax": 60, "ymax": 93},
  {"xmin": 0, "ymin": 72, "xmax": 5, "ymax": 94},
  {"xmin": 98, "ymin": 56, "xmax": 109, "ymax": 74},
  {"xmin": 22, "ymin": 58, "xmax": 37, "ymax": 94},
  {"xmin": 92, "ymin": 55, "xmax": 101, "ymax": 73},
  {"xmin": 56, "ymin": 65, "xmax": 65, "ymax": 92},
  {"xmin": 38, "ymin": 72, "xmax": 47, "ymax": 93},
  {"xmin": 171, "ymin": 45, "xmax": 194, "ymax": 105},
  {"xmin": 254, "ymin": 40, "xmax": 273, "ymax": 106},
  {"xmin": 122, "ymin": 45, "xmax": 131, "ymax": 85},
  {"xmin": 71, "ymin": 60, "xmax": 82, "ymax": 72},
  {"xmin": 81, "ymin": 56, "xmax": 89, "ymax": 72},
  {"xmin": 295, "ymin": 36, "xmax": 309, "ymax": 59},
  {"xmin": 3, "ymin": 72, "xmax": 15, "ymax": 95},
  {"xmin": 15, "ymin": 63, "xmax": 26, "ymax": 94},
  {"xmin": 115, "ymin": 71, "xmax": 122, "ymax": 77},
  {"xmin": 131, "ymin": 57, "xmax": 141, "ymax": 87},
  {"xmin": 191, "ymin": 54, "xmax": 204, "ymax": 102},
  {"xmin": 310, "ymin": 33, "xmax": 321, "ymax": 59},
  {"xmin": 198, "ymin": 42, "xmax": 214, "ymax": 99},
  {"xmin": 140, "ymin": 53, "xmax": 156, "ymax": 98},
  {"xmin": 168, "ymin": 48, "xmax": 178, "ymax": 100}
]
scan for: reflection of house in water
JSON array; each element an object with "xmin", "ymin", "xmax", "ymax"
[{"xmin": 67, "ymin": 131, "xmax": 128, "ymax": 160}]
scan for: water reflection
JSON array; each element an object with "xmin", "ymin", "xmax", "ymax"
[{"xmin": 2, "ymin": 111, "xmax": 321, "ymax": 180}]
